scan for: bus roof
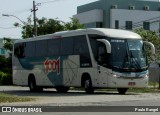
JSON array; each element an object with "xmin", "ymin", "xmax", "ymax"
[
  {"xmin": 15, "ymin": 28, "xmax": 141, "ymax": 43},
  {"xmin": 86, "ymin": 28, "xmax": 141, "ymax": 39}
]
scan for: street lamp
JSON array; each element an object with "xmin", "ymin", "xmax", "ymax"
[{"xmin": 2, "ymin": 14, "xmax": 26, "ymax": 25}]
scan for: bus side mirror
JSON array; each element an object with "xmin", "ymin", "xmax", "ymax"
[
  {"xmin": 144, "ymin": 41, "xmax": 155, "ymax": 54},
  {"xmin": 97, "ymin": 39, "xmax": 111, "ymax": 53},
  {"xmin": 144, "ymin": 41, "xmax": 155, "ymax": 61}
]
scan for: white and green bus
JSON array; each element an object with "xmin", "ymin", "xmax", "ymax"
[{"xmin": 12, "ymin": 28, "xmax": 155, "ymax": 94}]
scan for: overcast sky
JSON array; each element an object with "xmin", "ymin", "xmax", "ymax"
[{"xmin": 0, "ymin": 0, "xmax": 98, "ymax": 39}]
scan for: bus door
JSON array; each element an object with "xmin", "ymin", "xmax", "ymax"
[{"xmin": 97, "ymin": 42, "xmax": 108, "ymax": 87}]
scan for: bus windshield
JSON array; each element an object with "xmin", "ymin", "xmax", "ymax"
[{"xmin": 109, "ymin": 39, "xmax": 147, "ymax": 72}]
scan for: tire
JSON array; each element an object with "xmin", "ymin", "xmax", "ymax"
[
  {"xmin": 84, "ymin": 78, "xmax": 94, "ymax": 94},
  {"xmin": 117, "ymin": 88, "xmax": 128, "ymax": 95},
  {"xmin": 28, "ymin": 76, "xmax": 43, "ymax": 92},
  {"xmin": 56, "ymin": 86, "xmax": 70, "ymax": 93},
  {"xmin": 28, "ymin": 77, "xmax": 36, "ymax": 92}
]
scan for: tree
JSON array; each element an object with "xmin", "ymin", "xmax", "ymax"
[
  {"xmin": 0, "ymin": 38, "xmax": 13, "ymax": 80},
  {"xmin": 2, "ymin": 37, "xmax": 13, "ymax": 69},
  {"xmin": 37, "ymin": 17, "xmax": 65, "ymax": 36},
  {"xmin": 15, "ymin": 17, "xmax": 84, "ymax": 39},
  {"xmin": 3, "ymin": 38, "xmax": 13, "ymax": 52},
  {"xmin": 64, "ymin": 18, "xmax": 84, "ymax": 30},
  {"xmin": 134, "ymin": 28, "xmax": 160, "ymax": 63}
]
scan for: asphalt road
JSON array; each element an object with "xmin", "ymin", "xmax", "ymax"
[{"xmin": 0, "ymin": 86, "xmax": 160, "ymax": 115}]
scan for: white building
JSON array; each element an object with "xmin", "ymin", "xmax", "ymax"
[{"xmin": 74, "ymin": 0, "xmax": 160, "ymax": 32}]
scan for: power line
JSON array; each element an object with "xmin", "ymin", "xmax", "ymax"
[{"xmin": 38, "ymin": 0, "xmax": 65, "ymax": 5}]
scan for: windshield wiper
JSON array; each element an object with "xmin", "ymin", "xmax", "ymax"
[
  {"xmin": 122, "ymin": 42, "xmax": 142, "ymax": 70},
  {"xmin": 122, "ymin": 42, "xmax": 131, "ymax": 69},
  {"xmin": 130, "ymin": 51, "xmax": 141, "ymax": 69},
  {"xmin": 122, "ymin": 50, "xmax": 130, "ymax": 69}
]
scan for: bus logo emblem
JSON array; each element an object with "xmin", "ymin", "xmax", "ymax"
[{"xmin": 44, "ymin": 57, "xmax": 60, "ymax": 75}]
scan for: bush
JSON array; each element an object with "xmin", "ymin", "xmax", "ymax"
[
  {"xmin": 0, "ymin": 71, "xmax": 12, "ymax": 85},
  {"xmin": 1, "ymin": 68, "xmax": 12, "ymax": 74}
]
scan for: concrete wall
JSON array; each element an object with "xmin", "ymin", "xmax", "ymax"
[{"xmin": 73, "ymin": 9, "xmax": 103, "ymax": 24}]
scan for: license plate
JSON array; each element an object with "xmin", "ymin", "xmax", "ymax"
[{"xmin": 128, "ymin": 82, "xmax": 136, "ymax": 86}]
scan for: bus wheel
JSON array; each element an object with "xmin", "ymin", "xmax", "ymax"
[
  {"xmin": 28, "ymin": 76, "xmax": 43, "ymax": 92},
  {"xmin": 56, "ymin": 87, "xmax": 70, "ymax": 93},
  {"xmin": 28, "ymin": 77, "xmax": 36, "ymax": 92},
  {"xmin": 84, "ymin": 78, "xmax": 94, "ymax": 94},
  {"xmin": 117, "ymin": 88, "xmax": 128, "ymax": 94}
]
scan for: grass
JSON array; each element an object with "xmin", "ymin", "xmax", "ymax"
[
  {"xmin": 128, "ymin": 88, "xmax": 160, "ymax": 93},
  {"xmin": 0, "ymin": 93, "xmax": 35, "ymax": 103}
]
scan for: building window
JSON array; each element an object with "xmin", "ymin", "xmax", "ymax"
[
  {"xmin": 96, "ymin": 22, "xmax": 103, "ymax": 28},
  {"xmin": 115, "ymin": 20, "xmax": 119, "ymax": 29},
  {"xmin": 126, "ymin": 21, "xmax": 132, "ymax": 30},
  {"xmin": 143, "ymin": 22, "xmax": 150, "ymax": 30}
]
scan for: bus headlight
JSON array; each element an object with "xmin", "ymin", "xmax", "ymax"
[
  {"xmin": 112, "ymin": 74, "xmax": 120, "ymax": 78},
  {"xmin": 145, "ymin": 74, "xmax": 149, "ymax": 78}
]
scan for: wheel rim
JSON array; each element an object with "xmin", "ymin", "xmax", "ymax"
[
  {"xmin": 30, "ymin": 80, "xmax": 34, "ymax": 89},
  {"xmin": 85, "ymin": 80, "xmax": 90, "ymax": 89}
]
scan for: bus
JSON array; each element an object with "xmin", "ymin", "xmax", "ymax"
[{"xmin": 12, "ymin": 28, "xmax": 155, "ymax": 94}]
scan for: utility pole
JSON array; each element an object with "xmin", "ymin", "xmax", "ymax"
[{"xmin": 31, "ymin": 0, "xmax": 38, "ymax": 37}]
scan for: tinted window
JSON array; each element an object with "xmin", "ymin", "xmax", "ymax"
[
  {"xmin": 35, "ymin": 40, "xmax": 47, "ymax": 57},
  {"xmin": 25, "ymin": 42, "xmax": 35, "ymax": 57},
  {"xmin": 97, "ymin": 42, "xmax": 108, "ymax": 66},
  {"xmin": 14, "ymin": 43, "xmax": 25, "ymax": 58},
  {"xmin": 61, "ymin": 37, "xmax": 74, "ymax": 55},
  {"xmin": 48, "ymin": 39, "xmax": 60, "ymax": 56},
  {"xmin": 89, "ymin": 38, "xmax": 98, "ymax": 60},
  {"xmin": 74, "ymin": 36, "xmax": 92, "ymax": 67},
  {"xmin": 74, "ymin": 36, "xmax": 89, "ymax": 56}
]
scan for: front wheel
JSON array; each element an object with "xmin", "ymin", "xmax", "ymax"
[
  {"xmin": 117, "ymin": 88, "xmax": 128, "ymax": 94},
  {"xmin": 84, "ymin": 79, "xmax": 94, "ymax": 94}
]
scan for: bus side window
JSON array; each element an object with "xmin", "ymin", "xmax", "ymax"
[
  {"xmin": 25, "ymin": 42, "xmax": 35, "ymax": 58},
  {"xmin": 74, "ymin": 36, "xmax": 92, "ymax": 67},
  {"xmin": 14, "ymin": 43, "xmax": 25, "ymax": 58},
  {"xmin": 98, "ymin": 42, "xmax": 108, "ymax": 66},
  {"xmin": 74, "ymin": 36, "xmax": 89, "ymax": 55},
  {"xmin": 61, "ymin": 37, "xmax": 74, "ymax": 55},
  {"xmin": 48, "ymin": 39, "xmax": 60, "ymax": 56},
  {"xmin": 35, "ymin": 40, "xmax": 47, "ymax": 57},
  {"xmin": 89, "ymin": 38, "xmax": 98, "ymax": 61}
]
